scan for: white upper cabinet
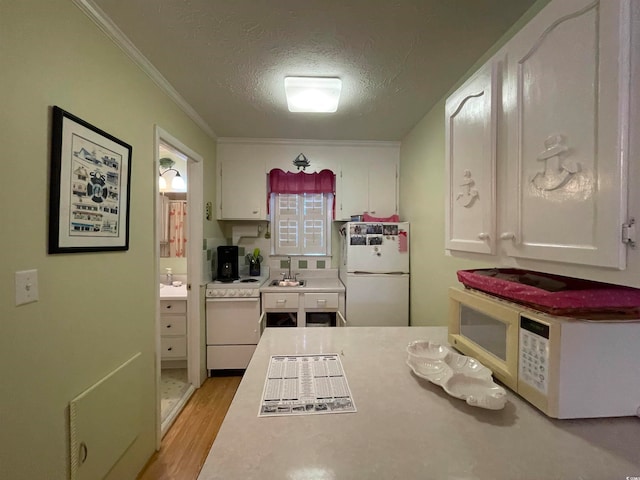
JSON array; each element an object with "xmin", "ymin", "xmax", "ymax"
[
  {"xmin": 445, "ymin": 59, "xmax": 498, "ymax": 254},
  {"xmin": 501, "ymin": 0, "xmax": 632, "ymax": 268},
  {"xmin": 217, "ymin": 143, "xmax": 266, "ymax": 220},
  {"xmin": 217, "ymin": 140, "xmax": 399, "ymax": 222},
  {"xmin": 336, "ymin": 152, "xmax": 399, "ymax": 221},
  {"xmin": 368, "ymin": 157, "xmax": 398, "ymax": 217},
  {"xmin": 445, "ymin": 0, "xmax": 634, "ymax": 271},
  {"xmin": 336, "ymin": 157, "xmax": 369, "ymax": 220}
]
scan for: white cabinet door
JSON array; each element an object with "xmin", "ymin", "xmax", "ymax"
[
  {"xmin": 367, "ymin": 158, "xmax": 398, "ymax": 217},
  {"xmin": 218, "ymin": 157, "xmax": 266, "ymax": 220},
  {"xmin": 501, "ymin": 0, "xmax": 631, "ymax": 268},
  {"xmin": 337, "ymin": 157, "xmax": 398, "ymax": 220},
  {"xmin": 445, "ymin": 59, "xmax": 497, "ymax": 254},
  {"xmin": 336, "ymin": 158, "xmax": 369, "ymax": 220}
]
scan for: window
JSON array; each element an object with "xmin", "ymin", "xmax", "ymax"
[{"xmin": 271, "ymin": 192, "xmax": 333, "ymax": 255}]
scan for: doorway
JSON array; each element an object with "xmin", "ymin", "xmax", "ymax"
[{"xmin": 155, "ymin": 127, "xmax": 204, "ymax": 442}]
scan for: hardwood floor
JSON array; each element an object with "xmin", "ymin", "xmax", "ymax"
[{"xmin": 137, "ymin": 375, "xmax": 242, "ymax": 480}]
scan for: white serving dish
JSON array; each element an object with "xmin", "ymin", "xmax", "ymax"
[{"xmin": 406, "ymin": 340, "xmax": 507, "ymax": 410}]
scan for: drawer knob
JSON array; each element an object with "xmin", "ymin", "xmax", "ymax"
[
  {"xmin": 166, "ymin": 305, "xmax": 172, "ymax": 309},
  {"xmin": 167, "ymin": 324, "xmax": 172, "ymax": 328},
  {"xmin": 168, "ymin": 347, "xmax": 173, "ymax": 351}
]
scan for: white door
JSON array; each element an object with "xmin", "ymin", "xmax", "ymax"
[
  {"xmin": 445, "ymin": 58, "xmax": 498, "ymax": 254},
  {"xmin": 501, "ymin": 0, "xmax": 630, "ymax": 268},
  {"xmin": 345, "ymin": 274, "xmax": 409, "ymax": 327}
]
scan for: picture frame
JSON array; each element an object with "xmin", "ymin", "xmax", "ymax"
[{"xmin": 48, "ymin": 106, "xmax": 132, "ymax": 253}]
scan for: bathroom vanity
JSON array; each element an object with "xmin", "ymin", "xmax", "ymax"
[{"xmin": 159, "ymin": 284, "xmax": 188, "ymax": 361}]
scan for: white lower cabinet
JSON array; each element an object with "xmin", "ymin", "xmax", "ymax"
[
  {"xmin": 445, "ymin": 0, "xmax": 635, "ymax": 270},
  {"xmin": 160, "ymin": 300, "xmax": 187, "ymax": 360},
  {"xmin": 262, "ymin": 291, "xmax": 346, "ymax": 328}
]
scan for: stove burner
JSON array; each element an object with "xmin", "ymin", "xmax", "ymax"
[{"xmin": 240, "ymin": 278, "xmax": 259, "ymax": 283}]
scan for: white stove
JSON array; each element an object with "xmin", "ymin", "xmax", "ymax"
[{"xmin": 205, "ymin": 272, "xmax": 269, "ymax": 371}]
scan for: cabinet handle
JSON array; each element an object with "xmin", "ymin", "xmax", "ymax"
[
  {"xmin": 168, "ymin": 347, "xmax": 173, "ymax": 351},
  {"xmin": 276, "ymin": 299, "xmax": 286, "ymax": 305},
  {"xmin": 477, "ymin": 233, "xmax": 490, "ymax": 240},
  {"xmin": 317, "ymin": 299, "xmax": 327, "ymax": 305},
  {"xmin": 500, "ymin": 232, "xmax": 516, "ymax": 240},
  {"xmin": 166, "ymin": 305, "xmax": 172, "ymax": 309},
  {"xmin": 167, "ymin": 324, "xmax": 172, "ymax": 328},
  {"xmin": 252, "ymin": 210, "xmax": 258, "ymax": 214},
  {"xmin": 79, "ymin": 442, "xmax": 88, "ymax": 465}
]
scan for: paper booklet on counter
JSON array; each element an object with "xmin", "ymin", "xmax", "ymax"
[{"xmin": 258, "ymin": 354, "xmax": 357, "ymax": 417}]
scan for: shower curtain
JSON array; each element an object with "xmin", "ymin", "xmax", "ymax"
[{"xmin": 168, "ymin": 200, "xmax": 187, "ymax": 257}]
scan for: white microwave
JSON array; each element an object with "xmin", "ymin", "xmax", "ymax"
[{"xmin": 448, "ymin": 287, "xmax": 640, "ymax": 419}]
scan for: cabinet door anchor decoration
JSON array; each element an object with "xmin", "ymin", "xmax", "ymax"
[
  {"xmin": 456, "ymin": 170, "xmax": 480, "ymax": 207},
  {"xmin": 531, "ymin": 134, "xmax": 580, "ymax": 191}
]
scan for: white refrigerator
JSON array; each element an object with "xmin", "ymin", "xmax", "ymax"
[{"xmin": 339, "ymin": 222, "xmax": 410, "ymax": 326}]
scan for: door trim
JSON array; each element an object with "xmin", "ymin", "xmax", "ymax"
[{"xmin": 154, "ymin": 126, "xmax": 204, "ymax": 447}]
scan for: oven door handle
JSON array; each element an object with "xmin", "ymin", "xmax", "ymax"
[
  {"xmin": 206, "ymin": 297, "xmax": 259, "ymax": 303},
  {"xmin": 258, "ymin": 312, "xmax": 266, "ymax": 326},
  {"xmin": 337, "ymin": 311, "xmax": 347, "ymax": 326}
]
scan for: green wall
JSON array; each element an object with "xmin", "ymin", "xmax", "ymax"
[
  {"xmin": 399, "ymin": 0, "xmax": 551, "ymax": 326},
  {"xmin": 0, "ymin": 1, "xmax": 218, "ymax": 478}
]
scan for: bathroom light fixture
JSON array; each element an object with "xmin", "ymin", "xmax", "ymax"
[
  {"xmin": 159, "ymin": 157, "xmax": 186, "ymax": 190},
  {"xmin": 284, "ymin": 77, "xmax": 342, "ymax": 113}
]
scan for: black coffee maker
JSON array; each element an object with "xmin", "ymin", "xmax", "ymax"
[{"xmin": 216, "ymin": 246, "xmax": 239, "ymax": 282}]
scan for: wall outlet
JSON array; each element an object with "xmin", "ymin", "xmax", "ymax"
[{"xmin": 15, "ymin": 269, "xmax": 39, "ymax": 306}]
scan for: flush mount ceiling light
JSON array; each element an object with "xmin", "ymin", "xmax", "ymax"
[{"xmin": 284, "ymin": 77, "xmax": 342, "ymax": 113}]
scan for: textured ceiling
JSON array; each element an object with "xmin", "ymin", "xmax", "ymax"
[{"xmin": 92, "ymin": 0, "xmax": 537, "ymax": 141}]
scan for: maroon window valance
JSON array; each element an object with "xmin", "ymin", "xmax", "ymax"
[{"xmin": 268, "ymin": 168, "xmax": 335, "ymax": 194}]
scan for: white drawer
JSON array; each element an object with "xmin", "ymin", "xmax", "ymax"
[
  {"xmin": 161, "ymin": 336, "xmax": 187, "ymax": 358},
  {"xmin": 207, "ymin": 345, "xmax": 256, "ymax": 370},
  {"xmin": 304, "ymin": 292, "xmax": 339, "ymax": 309},
  {"xmin": 262, "ymin": 292, "xmax": 299, "ymax": 309},
  {"xmin": 160, "ymin": 315, "xmax": 187, "ymax": 336},
  {"xmin": 160, "ymin": 300, "xmax": 187, "ymax": 314}
]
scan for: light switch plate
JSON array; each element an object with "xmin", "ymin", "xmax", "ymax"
[{"xmin": 15, "ymin": 269, "xmax": 39, "ymax": 305}]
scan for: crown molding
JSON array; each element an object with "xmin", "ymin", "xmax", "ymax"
[
  {"xmin": 72, "ymin": 0, "xmax": 217, "ymax": 139},
  {"xmin": 216, "ymin": 137, "xmax": 401, "ymax": 148}
]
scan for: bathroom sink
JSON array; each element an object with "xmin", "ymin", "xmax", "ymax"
[{"xmin": 270, "ymin": 279, "xmax": 306, "ymax": 287}]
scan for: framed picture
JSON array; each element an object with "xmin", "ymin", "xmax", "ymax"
[{"xmin": 48, "ymin": 106, "xmax": 132, "ymax": 253}]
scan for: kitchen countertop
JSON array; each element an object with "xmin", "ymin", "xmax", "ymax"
[
  {"xmin": 197, "ymin": 327, "xmax": 640, "ymax": 480},
  {"xmin": 260, "ymin": 270, "xmax": 345, "ymax": 294}
]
